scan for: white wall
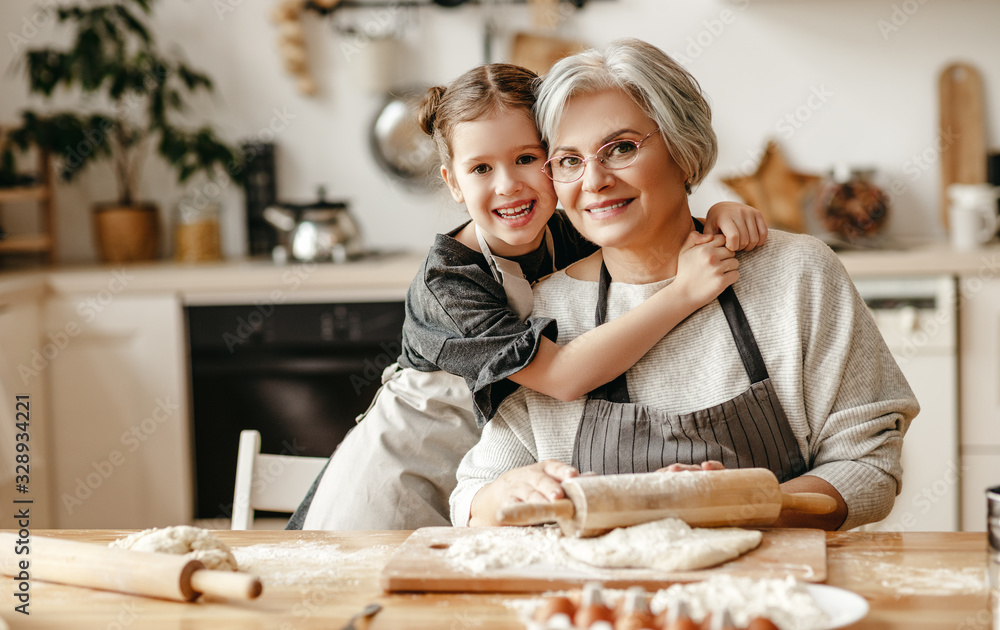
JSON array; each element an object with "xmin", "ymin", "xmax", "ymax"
[{"xmin": 1, "ymin": 0, "xmax": 997, "ymax": 262}]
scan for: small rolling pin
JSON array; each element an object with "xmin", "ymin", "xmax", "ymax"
[
  {"xmin": 497, "ymin": 468, "xmax": 837, "ymax": 537},
  {"xmin": 0, "ymin": 533, "xmax": 262, "ymax": 602}
]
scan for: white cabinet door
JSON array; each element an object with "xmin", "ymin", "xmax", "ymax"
[
  {"xmin": 0, "ymin": 294, "xmax": 52, "ymax": 529},
  {"xmin": 959, "ymin": 276, "xmax": 1000, "ymax": 448},
  {"xmin": 958, "ymin": 276, "xmax": 1000, "ymax": 530},
  {"xmin": 45, "ymin": 293, "xmax": 192, "ymax": 528}
]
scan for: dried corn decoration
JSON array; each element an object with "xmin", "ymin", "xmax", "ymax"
[{"xmin": 271, "ymin": 0, "xmax": 341, "ymax": 96}]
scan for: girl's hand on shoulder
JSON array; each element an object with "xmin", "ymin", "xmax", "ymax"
[
  {"xmin": 673, "ymin": 232, "xmax": 739, "ymax": 308},
  {"xmin": 469, "ymin": 460, "xmax": 578, "ymax": 526},
  {"xmin": 703, "ymin": 201, "xmax": 768, "ymax": 252}
]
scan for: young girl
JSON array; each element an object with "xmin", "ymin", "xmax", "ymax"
[{"xmin": 291, "ymin": 63, "xmax": 766, "ymax": 531}]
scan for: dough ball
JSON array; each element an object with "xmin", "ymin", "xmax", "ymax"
[
  {"xmin": 560, "ymin": 517, "xmax": 762, "ymax": 572},
  {"xmin": 110, "ymin": 525, "xmax": 238, "ymax": 571}
]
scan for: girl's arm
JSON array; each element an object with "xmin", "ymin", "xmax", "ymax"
[
  {"xmin": 508, "ymin": 203, "xmax": 766, "ymax": 401},
  {"xmin": 508, "ymin": 231, "xmax": 737, "ymax": 401}
]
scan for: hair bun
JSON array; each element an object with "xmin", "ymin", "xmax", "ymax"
[{"xmin": 417, "ymin": 85, "xmax": 447, "ymax": 136}]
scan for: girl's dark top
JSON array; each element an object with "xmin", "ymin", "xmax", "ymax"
[{"xmin": 399, "ymin": 210, "xmax": 598, "ymax": 427}]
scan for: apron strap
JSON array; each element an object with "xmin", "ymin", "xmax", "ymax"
[
  {"xmin": 717, "ymin": 286, "xmax": 770, "ymax": 383},
  {"xmin": 589, "ymin": 261, "xmax": 631, "ymax": 403}
]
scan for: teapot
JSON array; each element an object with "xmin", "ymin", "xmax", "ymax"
[{"xmin": 263, "ymin": 186, "xmax": 362, "ymax": 263}]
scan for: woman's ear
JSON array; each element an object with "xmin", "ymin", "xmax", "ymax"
[{"xmin": 441, "ymin": 165, "xmax": 464, "ymax": 203}]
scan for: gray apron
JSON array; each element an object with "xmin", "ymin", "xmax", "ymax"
[{"xmin": 572, "ymin": 261, "xmax": 806, "ymax": 482}]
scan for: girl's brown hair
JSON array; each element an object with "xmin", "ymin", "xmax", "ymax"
[{"xmin": 418, "ymin": 63, "xmax": 540, "ymax": 167}]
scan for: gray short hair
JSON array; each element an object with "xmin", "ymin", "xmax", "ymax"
[{"xmin": 535, "ymin": 38, "xmax": 717, "ymax": 192}]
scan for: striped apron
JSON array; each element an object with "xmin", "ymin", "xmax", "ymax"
[{"xmin": 571, "ymin": 262, "xmax": 807, "ymax": 483}]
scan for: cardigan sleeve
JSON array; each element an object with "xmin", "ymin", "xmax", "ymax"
[{"xmin": 450, "ymin": 395, "xmax": 539, "ymax": 526}]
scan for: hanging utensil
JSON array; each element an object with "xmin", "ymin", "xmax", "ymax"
[{"xmin": 370, "ymin": 89, "xmax": 439, "ymax": 190}]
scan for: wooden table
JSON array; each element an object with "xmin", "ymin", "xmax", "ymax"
[{"xmin": 0, "ymin": 530, "xmax": 995, "ymax": 629}]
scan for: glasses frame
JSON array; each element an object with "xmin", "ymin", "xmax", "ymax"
[{"xmin": 542, "ymin": 128, "xmax": 661, "ymax": 183}]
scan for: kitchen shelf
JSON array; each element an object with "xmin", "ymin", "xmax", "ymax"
[
  {"xmin": 0, "ymin": 185, "xmax": 50, "ymax": 203},
  {"xmin": 0, "ymin": 233, "xmax": 52, "ymax": 253},
  {"xmin": 0, "ymin": 136, "xmax": 55, "ymax": 265}
]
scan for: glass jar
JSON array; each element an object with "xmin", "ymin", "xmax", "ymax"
[
  {"xmin": 174, "ymin": 201, "xmax": 222, "ymax": 262},
  {"xmin": 815, "ymin": 166, "xmax": 889, "ymax": 242}
]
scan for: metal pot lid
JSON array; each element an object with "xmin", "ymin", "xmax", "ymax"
[
  {"xmin": 298, "ymin": 185, "xmax": 347, "ymax": 210},
  {"xmin": 370, "ymin": 89, "xmax": 438, "ymax": 191}
]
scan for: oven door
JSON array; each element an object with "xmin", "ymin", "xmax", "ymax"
[{"xmin": 186, "ymin": 302, "xmax": 404, "ymax": 522}]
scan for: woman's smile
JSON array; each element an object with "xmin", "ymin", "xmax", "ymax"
[{"xmin": 584, "ymin": 198, "xmax": 632, "ymax": 219}]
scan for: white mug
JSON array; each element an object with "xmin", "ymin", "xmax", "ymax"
[{"xmin": 948, "ymin": 184, "xmax": 1000, "ymax": 250}]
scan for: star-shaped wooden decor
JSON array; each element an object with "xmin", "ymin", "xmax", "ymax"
[{"xmin": 721, "ymin": 141, "xmax": 822, "ymax": 233}]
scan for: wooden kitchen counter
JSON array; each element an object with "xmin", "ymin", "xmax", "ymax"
[{"xmin": 0, "ymin": 530, "xmax": 994, "ymax": 629}]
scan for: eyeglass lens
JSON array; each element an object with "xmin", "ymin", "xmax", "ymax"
[{"xmin": 547, "ymin": 139, "xmax": 642, "ymax": 183}]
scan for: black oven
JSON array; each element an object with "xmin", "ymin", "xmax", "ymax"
[{"xmin": 186, "ymin": 300, "xmax": 405, "ymax": 521}]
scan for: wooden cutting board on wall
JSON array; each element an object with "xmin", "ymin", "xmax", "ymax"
[
  {"xmin": 939, "ymin": 62, "xmax": 987, "ymax": 229},
  {"xmin": 510, "ymin": 32, "xmax": 586, "ymax": 76},
  {"xmin": 380, "ymin": 527, "xmax": 826, "ymax": 593}
]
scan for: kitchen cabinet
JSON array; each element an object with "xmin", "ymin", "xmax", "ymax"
[
  {"xmin": 44, "ymin": 292, "xmax": 192, "ymax": 528},
  {"xmin": 958, "ymin": 274, "xmax": 1000, "ymax": 531},
  {"xmin": 0, "ymin": 281, "xmax": 52, "ymax": 529}
]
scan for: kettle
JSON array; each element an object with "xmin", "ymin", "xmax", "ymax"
[{"xmin": 263, "ymin": 187, "xmax": 362, "ymax": 263}]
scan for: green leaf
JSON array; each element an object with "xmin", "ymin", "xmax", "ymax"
[{"xmin": 112, "ymin": 5, "xmax": 151, "ymax": 44}]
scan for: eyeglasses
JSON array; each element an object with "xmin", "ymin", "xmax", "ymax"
[{"xmin": 542, "ymin": 128, "xmax": 660, "ymax": 183}]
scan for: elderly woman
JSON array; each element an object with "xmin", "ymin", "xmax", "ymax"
[{"xmin": 452, "ymin": 38, "xmax": 919, "ymax": 531}]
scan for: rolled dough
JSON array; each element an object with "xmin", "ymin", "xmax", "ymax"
[
  {"xmin": 110, "ymin": 525, "xmax": 238, "ymax": 571},
  {"xmin": 560, "ymin": 517, "xmax": 762, "ymax": 571}
]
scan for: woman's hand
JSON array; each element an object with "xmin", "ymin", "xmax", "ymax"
[
  {"xmin": 469, "ymin": 460, "xmax": 579, "ymax": 527},
  {"xmin": 672, "ymin": 232, "xmax": 739, "ymax": 308},
  {"xmin": 655, "ymin": 460, "xmax": 726, "ymax": 473},
  {"xmin": 703, "ymin": 201, "xmax": 768, "ymax": 252}
]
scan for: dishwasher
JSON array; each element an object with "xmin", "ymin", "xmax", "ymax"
[{"xmin": 852, "ymin": 275, "xmax": 959, "ymax": 532}]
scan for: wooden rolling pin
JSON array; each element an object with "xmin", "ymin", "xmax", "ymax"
[
  {"xmin": 497, "ymin": 468, "xmax": 837, "ymax": 537},
  {"xmin": 0, "ymin": 533, "xmax": 262, "ymax": 602}
]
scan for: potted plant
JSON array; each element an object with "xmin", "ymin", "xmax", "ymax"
[{"xmin": 7, "ymin": 0, "xmax": 240, "ymax": 262}]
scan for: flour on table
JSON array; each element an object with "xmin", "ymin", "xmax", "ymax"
[
  {"xmin": 233, "ymin": 540, "xmax": 395, "ymax": 586},
  {"xmin": 110, "ymin": 526, "xmax": 237, "ymax": 571},
  {"xmin": 650, "ymin": 575, "xmax": 830, "ymax": 630},
  {"xmin": 446, "ymin": 518, "xmax": 761, "ymax": 574},
  {"xmin": 560, "ymin": 517, "xmax": 763, "ymax": 571}
]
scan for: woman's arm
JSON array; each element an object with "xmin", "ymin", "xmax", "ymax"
[
  {"xmin": 773, "ymin": 476, "xmax": 848, "ymax": 530},
  {"xmin": 508, "ymin": 232, "xmax": 738, "ymax": 402}
]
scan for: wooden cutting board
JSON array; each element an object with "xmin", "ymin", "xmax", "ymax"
[
  {"xmin": 380, "ymin": 527, "xmax": 826, "ymax": 593},
  {"xmin": 939, "ymin": 62, "xmax": 987, "ymax": 229}
]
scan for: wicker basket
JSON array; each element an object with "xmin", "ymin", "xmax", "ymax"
[{"xmin": 93, "ymin": 202, "xmax": 160, "ymax": 262}]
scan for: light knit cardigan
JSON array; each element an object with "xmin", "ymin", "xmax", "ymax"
[{"xmin": 451, "ymin": 230, "xmax": 919, "ymax": 531}]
